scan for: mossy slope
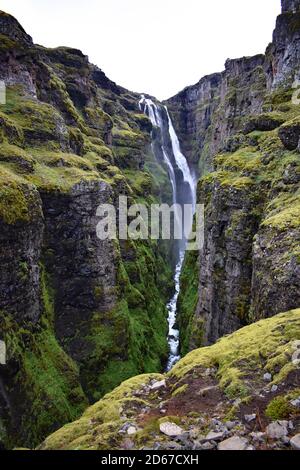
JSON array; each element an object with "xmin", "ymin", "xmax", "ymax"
[{"xmin": 39, "ymin": 308, "xmax": 300, "ymax": 450}]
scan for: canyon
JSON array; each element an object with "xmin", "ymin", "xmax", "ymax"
[{"xmin": 0, "ymin": 0, "xmax": 299, "ymax": 451}]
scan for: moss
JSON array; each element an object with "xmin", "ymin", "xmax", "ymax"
[
  {"xmin": 112, "ymin": 128, "xmax": 145, "ymax": 149},
  {"xmin": 1, "ymin": 86, "xmax": 67, "ymax": 145},
  {"xmin": 0, "ymin": 33, "xmax": 17, "ymax": 50},
  {"xmin": 177, "ymin": 249, "xmax": 199, "ymax": 355},
  {"xmin": 171, "ymin": 309, "xmax": 300, "ymax": 398},
  {"xmin": 21, "ymin": 330, "xmax": 87, "ymax": 446},
  {"xmin": 40, "ymin": 374, "xmax": 161, "ymax": 450},
  {"xmin": 262, "ymin": 193, "xmax": 300, "ymax": 230},
  {"xmin": 0, "ymin": 142, "xmax": 35, "ymax": 172},
  {"xmin": 0, "ymin": 266, "xmax": 88, "ymax": 448},
  {"xmin": 265, "ymin": 396, "xmax": 293, "ymax": 420},
  {"xmin": 171, "ymin": 384, "xmax": 188, "ymax": 398},
  {"xmin": 0, "ymin": 167, "xmax": 31, "ymax": 224}
]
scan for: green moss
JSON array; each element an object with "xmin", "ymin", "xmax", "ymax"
[
  {"xmin": 0, "ymin": 267, "xmax": 88, "ymax": 448},
  {"xmin": 171, "ymin": 384, "xmax": 188, "ymax": 397},
  {"xmin": 262, "ymin": 192, "xmax": 300, "ymax": 230},
  {"xmin": 0, "ymin": 33, "xmax": 17, "ymax": 50},
  {"xmin": 40, "ymin": 374, "xmax": 161, "ymax": 450},
  {"xmin": 265, "ymin": 396, "xmax": 293, "ymax": 420},
  {"xmin": 112, "ymin": 128, "xmax": 145, "ymax": 149},
  {"xmin": 0, "ymin": 167, "xmax": 31, "ymax": 224},
  {"xmin": 21, "ymin": 330, "xmax": 87, "ymax": 446},
  {"xmin": 171, "ymin": 309, "xmax": 300, "ymax": 398},
  {"xmin": 177, "ymin": 249, "xmax": 199, "ymax": 355}
]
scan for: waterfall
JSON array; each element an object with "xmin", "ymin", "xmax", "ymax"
[{"xmin": 139, "ymin": 95, "xmax": 195, "ymax": 371}]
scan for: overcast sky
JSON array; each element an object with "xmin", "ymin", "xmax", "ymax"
[{"xmin": 0, "ymin": 0, "xmax": 281, "ymax": 100}]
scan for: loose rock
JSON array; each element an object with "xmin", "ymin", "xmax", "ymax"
[
  {"xmin": 265, "ymin": 421, "xmax": 288, "ymax": 439},
  {"xmin": 290, "ymin": 434, "xmax": 300, "ymax": 450},
  {"xmin": 205, "ymin": 430, "xmax": 227, "ymax": 442},
  {"xmin": 218, "ymin": 436, "xmax": 248, "ymax": 451},
  {"xmin": 150, "ymin": 379, "xmax": 166, "ymax": 391},
  {"xmin": 159, "ymin": 422, "xmax": 184, "ymax": 437},
  {"xmin": 244, "ymin": 414, "xmax": 256, "ymax": 423},
  {"xmin": 263, "ymin": 373, "xmax": 272, "ymax": 382}
]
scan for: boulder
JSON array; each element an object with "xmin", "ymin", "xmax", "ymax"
[
  {"xmin": 265, "ymin": 421, "xmax": 289, "ymax": 439},
  {"xmin": 159, "ymin": 422, "xmax": 184, "ymax": 437},
  {"xmin": 290, "ymin": 434, "xmax": 300, "ymax": 450},
  {"xmin": 218, "ymin": 436, "xmax": 248, "ymax": 451}
]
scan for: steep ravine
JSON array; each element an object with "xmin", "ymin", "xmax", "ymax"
[{"xmin": 0, "ymin": 0, "xmax": 300, "ymax": 452}]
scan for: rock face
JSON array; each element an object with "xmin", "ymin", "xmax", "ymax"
[
  {"xmin": 175, "ymin": 0, "xmax": 300, "ymax": 350},
  {"xmin": 0, "ymin": 10, "xmax": 173, "ymax": 448},
  {"xmin": 166, "ymin": 55, "xmax": 266, "ymax": 172}
]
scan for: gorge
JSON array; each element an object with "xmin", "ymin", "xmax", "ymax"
[{"xmin": 0, "ymin": 0, "xmax": 300, "ymax": 451}]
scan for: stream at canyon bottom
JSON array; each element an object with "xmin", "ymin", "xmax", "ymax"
[{"xmin": 139, "ymin": 95, "xmax": 196, "ymax": 371}]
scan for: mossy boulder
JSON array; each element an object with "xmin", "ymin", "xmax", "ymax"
[
  {"xmin": 244, "ymin": 113, "xmax": 286, "ymax": 134},
  {"xmin": 278, "ymin": 117, "xmax": 300, "ymax": 150}
]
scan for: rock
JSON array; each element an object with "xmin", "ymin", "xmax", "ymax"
[
  {"xmin": 218, "ymin": 436, "xmax": 248, "ymax": 451},
  {"xmin": 281, "ymin": 436, "xmax": 290, "ymax": 445},
  {"xmin": 279, "ymin": 120, "xmax": 300, "ymax": 151},
  {"xmin": 290, "ymin": 434, "xmax": 300, "ymax": 450},
  {"xmin": 205, "ymin": 430, "xmax": 227, "ymax": 442},
  {"xmin": 159, "ymin": 422, "xmax": 184, "ymax": 437},
  {"xmin": 127, "ymin": 426, "xmax": 137, "ymax": 435},
  {"xmin": 271, "ymin": 385, "xmax": 278, "ymax": 393},
  {"xmin": 198, "ymin": 441, "xmax": 215, "ymax": 450},
  {"xmin": 225, "ymin": 421, "xmax": 237, "ymax": 430},
  {"xmin": 150, "ymin": 379, "xmax": 166, "ymax": 391},
  {"xmin": 290, "ymin": 397, "xmax": 300, "ymax": 408},
  {"xmin": 121, "ymin": 438, "xmax": 135, "ymax": 449},
  {"xmin": 244, "ymin": 414, "xmax": 256, "ymax": 423},
  {"xmin": 160, "ymin": 441, "xmax": 183, "ymax": 450},
  {"xmin": 250, "ymin": 431, "xmax": 265, "ymax": 442},
  {"xmin": 265, "ymin": 421, "xmax": 289, "ymax": 439},
  {"xmin": 246, "ymin": 445, "xmax": 256, "ymax": 451},
  {"xmin": 263, "ymin": 372, "xmax": 272, "ymax": 382},
  {"xmin": 233, "ymin": 398, "xmax": 242, "ymax": 407}
]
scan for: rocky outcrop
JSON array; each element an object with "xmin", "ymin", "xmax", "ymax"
[
  {"xmin": 166, "ymin": 55, "xmax": 266, "ymax": 172},
  {"xmin": 266, "ymin": 0, "xmax": 300, "ymax": 89}
]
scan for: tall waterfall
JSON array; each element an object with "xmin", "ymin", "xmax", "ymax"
[{"xmin": 139, "ymin": 95, "xmax": 196, "ymax": 370}]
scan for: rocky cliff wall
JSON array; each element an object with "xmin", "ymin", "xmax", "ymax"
[
  {"xmin": 174, "ymin": 0, "xmax": 300, "ymax": 351},
  {"xmin": 0, "ymin": 11, "xmax": 173, "ymax": 447}
]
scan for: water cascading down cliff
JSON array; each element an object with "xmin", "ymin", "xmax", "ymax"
[{"xmin": 139, "ymin": 95, "xmax": 196, "ymax": 369}]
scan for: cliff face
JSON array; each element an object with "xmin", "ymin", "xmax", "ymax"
[
  {"xmin": 0, "ymin": 11, "xmax": 173, "ymax": 447},
  {"xmin": 173, "ymin": 0, "xmax": 300, "ymax": 351},
  {"xmin": 166, "ymin": 55, "xmax": 266, "ymax": 173}
]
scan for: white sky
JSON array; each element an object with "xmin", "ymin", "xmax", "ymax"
[{"xmin": 0, "ymin": 0, "xmax": 281, "ymax": 100}]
